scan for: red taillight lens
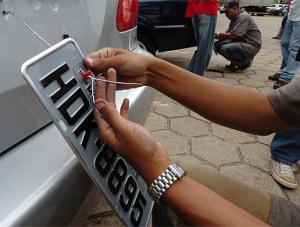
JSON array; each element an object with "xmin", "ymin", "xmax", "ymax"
[{"xmin": 117, "ymin": 0, "xmax": 139, "ymax": 31}]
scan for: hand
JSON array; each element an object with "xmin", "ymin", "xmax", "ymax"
[
  {"xmin": 94, "ymin": 68, "xmax": 171, "ymax": 184},
  {"xmin": 84, "ymin": 48, "xmax": 151, "ymax": 90}
]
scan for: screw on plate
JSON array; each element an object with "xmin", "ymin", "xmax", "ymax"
[{"xmin": 63, "ymin": 34, "xmax": 69, "ymax": 39}]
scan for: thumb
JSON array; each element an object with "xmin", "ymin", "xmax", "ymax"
[
  {"xmin": 95, "ymin": 99, "xmax": 126, "ymax": 132},
  {"xmin": 84, "ymin": 57, "xmax": 112, "ymax": 72}
]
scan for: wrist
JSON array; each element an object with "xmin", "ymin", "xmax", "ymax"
[
  {"xmin": 145, "ymin": 57, "xmax": 181, "ymax": 91},
  {"xmin": 134, "ymin": 143, "xmax": 172, "ymax": 185},
  {"xmin": 147, "ymin": 163, "xmax": 188, "ymax": 202},
  {"xmin": 140, "ymin": 156, "xmax": 172, "ymax": 186},
  {"xmin": 145, "ymin": 57, "xmax": 163, "ymax": 88}
]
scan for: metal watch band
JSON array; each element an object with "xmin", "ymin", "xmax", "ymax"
[{"xmin": 148, "ymin": 163, "xmax": 187, "ymax": 201}]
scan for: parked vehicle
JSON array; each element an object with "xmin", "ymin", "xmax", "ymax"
[
  {"xmin": 239, "ymin": 0, "xmax": 273, "ymax": 15},
  {"xmin": 281, "ymin": 6, "xmax": 288, "ymax": 16},
  {"xmin": 0, "ymin": 0, "xmax": 155, "ymax": 226},
  {"xmin": 267, "ymin": 4, "xmax": 287, "ymax": 12},
  {"xmin": 137, "ymin": 0, "xmax": 196, "ymax": 55},
  {"xmin": 269, "ymin": 6, "xmax": 287, "ymax": 16}
]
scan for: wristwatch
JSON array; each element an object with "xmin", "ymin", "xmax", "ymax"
[{"xmin": 147, "ymin": 163, "xmax": 187, "ymax": 202}]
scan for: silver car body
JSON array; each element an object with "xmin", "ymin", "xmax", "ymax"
[{"xmin": 0, "ymin": 0, "xmax": 155, "ymax": 225}]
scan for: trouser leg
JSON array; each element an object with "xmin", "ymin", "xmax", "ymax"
[
  {"xmin": 152, "ymin": 164, "xmax": 271, "ymax": 226},
  {"xmin": 214, "ymin": 41, "xmax": 249, "ymax": 66},
  {"xmin": 187, "ymin": 16, "xmax": 200, "ymax": 73},
  {"xmin": 187, "ymin": 15, "xmax": 216, "ymax": 76},
  {"xmin": 279, "ymin": 20, "xmax": 300, "ymax": 83},
  {"xmin": 271, "ymin": 129, "xmax": 300, "ymax": 166}
]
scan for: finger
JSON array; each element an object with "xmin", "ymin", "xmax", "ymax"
[
  {"xmin": 106, "ymin": 68, "xmax": 117, "ymax": 106},
  {"xmin": 85, "ymin": 48, "xmax": 123, "ymax": 59},
  {"xmin": 93, "ymin": 105, "xmax": 117, "ymax": 146},
  {"xmin": 84, "ymin": 57, "xmax": 115, "ymax": 75},
  {"xmin": 95, "ymin": 76, "xmax": 107, "ymax": 101},
  {"xmin": 85, "ymin": 48, "xmax": 111, "ymax": 59},
  {"xmin": 120, "ymin": 98, "xmax": 129, "ymax": 120},
  {"xmin": 93, "ymin": 107, "xmax": 108, "ymax": 130},
  {"xmin": 83, "ymin": 49, "xmax": 125, "ymax": 71},
  {"xmin": 95, "ymin": 99, "xmax": 126, "ymax": 134}
]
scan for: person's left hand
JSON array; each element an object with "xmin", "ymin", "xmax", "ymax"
[{"xmin": 93, "ymin": 68, "xmax": 171, "ymax": 184}]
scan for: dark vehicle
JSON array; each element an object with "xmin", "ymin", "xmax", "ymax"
[{"xmin": 138, "ymin": 0, "xmax": 196, "ymax": 55}]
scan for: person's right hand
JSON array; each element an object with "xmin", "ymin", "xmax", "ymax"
[
  {"xmin": 83, "ymin": 48, "xmax": 152, "ymax": 90},
  {"xmin": 94, "ymin": 68, "xmax": 172, "ymax": 184}
]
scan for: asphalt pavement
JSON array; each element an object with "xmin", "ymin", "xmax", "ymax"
[{"xmin": 86, "ymin": 13, "xmax": 300, "ymax": 226}]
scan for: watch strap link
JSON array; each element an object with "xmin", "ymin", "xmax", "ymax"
[{"xmin": 148, "ymin": 163, "xmax": 187, "ymax": 200}]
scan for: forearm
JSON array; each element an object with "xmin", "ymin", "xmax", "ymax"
[
  {"xmin": 145, "ymin": 57, "xmax": 292, "ymax": 135},
  {"xmin": 161, "ymin": 176, "xmax": 269, "ymax": 226},
  {"xmin": 215, "ymin": 32, "xmax": 238, "ymax": 40}
]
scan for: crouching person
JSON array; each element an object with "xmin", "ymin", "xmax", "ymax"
[{"xmin": 214, "ymin": 0, "xmax": 262, "ymax": 72}]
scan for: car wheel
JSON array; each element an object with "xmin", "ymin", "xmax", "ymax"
[{"xmin": 137, "ymin": 33, "xmax": 156, "ymax": 56}]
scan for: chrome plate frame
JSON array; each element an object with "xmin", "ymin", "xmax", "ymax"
[{"xmin": 21, "ymin": 38, "xmax": 153, "ymax": 227}]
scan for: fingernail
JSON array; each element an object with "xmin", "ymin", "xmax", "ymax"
[
  {"xmin": 96, "ymin": 102, "xmax": 105, "ymax": 110},
  {"xmin": 85, "ymin": 57, "xmax": 94, "ymax": 66}
]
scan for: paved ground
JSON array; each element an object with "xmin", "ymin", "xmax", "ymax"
[{"xmin": 86, "ymin": 13, "xmax": 300, "ymax": 226}]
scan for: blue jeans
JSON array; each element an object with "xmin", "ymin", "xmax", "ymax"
[
  {"xmin": 271, "ymin": 129, "xmax": 300, "ymax": 166},
  {"xmin": 187, "ymin": 14, "xmax": 217, "ymax": 76},
  {"xmin": 279, "ymin": 19, "xmax": 300, "ymax": 83},
  {"xmin": 214, "ymin": 40, "xmax": 250, "ymax": 66}
]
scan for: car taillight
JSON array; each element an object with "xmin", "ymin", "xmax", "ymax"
[{"xmin": 117, "ymin": 0, "xmax": 139, "ymax": 31}]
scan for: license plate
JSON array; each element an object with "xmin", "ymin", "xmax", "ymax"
[{"xmin": 21, "ymin": 38, "xmax": 153, "ymax": 227}]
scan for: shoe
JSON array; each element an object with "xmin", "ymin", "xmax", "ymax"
[
  {"xmin": 272, "ymin": 36, "xmax": 282, "ymax": 40},
  {"xmin": 270, "ymin": 159, "xmax": 297, "ymax": 189},
  {"xmin": 236, "ymin": 61, "xmax": 252, "ymax": 70},
  {"xmin": 268, "ymin": 73, "xmax": 280, "ymax": 81},
  {"xmin": 273, "ymin": 80, "xmax": 287, "ymax": 89},
  {"xmin": 225, "ymin": 63, "xmax": 238, "ymax": 72}
]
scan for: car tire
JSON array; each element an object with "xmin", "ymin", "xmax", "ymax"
[{"xmin": 137, "ymin": 33, "xmax": 156, "ymax": 56}]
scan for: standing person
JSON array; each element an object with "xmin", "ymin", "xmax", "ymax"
[
  {"xmin": 214, "ymin": 0, "xmax": 262, "ymax": 72},
  {"xmin": 272, "ymin": 0, "xmax": 291, "ymax": 40},
  {"xmin": 185, "ymin": 0, "xmax": 219, "ymax": 76},
  {"xmin": 269, "ymin": 1, "xmax": 291, "ymax": 80},
  {"xmin": 269, "ymin": 0, "xmax": 300, "ymax": 89},
  {"xmin": 272, "ymin": 8, "xmax": 289, "ymax": 39},
  {"xmin": 270, "ymin": 129, "xmax": 300, "ymax": 189}
]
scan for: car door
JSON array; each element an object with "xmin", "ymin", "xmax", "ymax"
[{"xmin": 138, "ymin": 0, "xmax": 195, "ymax": 53}]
